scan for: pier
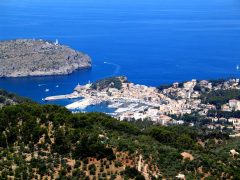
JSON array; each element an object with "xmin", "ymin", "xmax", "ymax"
[{"xmin": 43, "ymin": 92, "xmax": 80, "ymax": 101}]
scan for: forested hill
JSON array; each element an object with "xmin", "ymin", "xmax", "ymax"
[{"xmin": 0, "ymin": 103, "xmax": 240, "ymax": 179}]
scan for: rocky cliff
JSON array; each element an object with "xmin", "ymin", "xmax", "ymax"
[{"xmin": 0, "ymin": 39, "xmax": 91, "ymax": 77}]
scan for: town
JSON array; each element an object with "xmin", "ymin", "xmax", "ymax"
[{"xmin": 45, "ymin": 76, "xmax": 240, "ymax": 135}]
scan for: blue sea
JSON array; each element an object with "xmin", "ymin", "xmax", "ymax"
[{"xmin": 0, "ymin": 0, "xmax": 240, "ymax": 110}]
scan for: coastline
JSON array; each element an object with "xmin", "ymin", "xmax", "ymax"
[{"xmin": 0, "ymin": 66, "xmax": 92, "ymax": 78}]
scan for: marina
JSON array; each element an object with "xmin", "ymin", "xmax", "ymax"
[{"xmin": 43, "ymin": 77, "xmax": 206, "ymax": 121}]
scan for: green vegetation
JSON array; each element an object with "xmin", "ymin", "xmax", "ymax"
[
  {"xmin": 122, "ymin": 167, "xmax": 145, "ymax": 179},
  {"xmin": 91, "ymin": 76, "xmax": 126, "ymax": 90},
  {"xmin": 157, "ymin": 82, "xmax": 184, "ymax": 91},
  {"xmin": 208, "ymin": 78, "xmax": 228, "ymax": 87},
  {"xmin": 157, "ymin": 84, "xmax": 172, "ymax": 91},
  {"xmin": 0, "ymin": 103, "xmax": 239, "ymax": 179},
  {"xmin": 193, "ymin": 84, "xmax": 210, "ymax": 93},
  {"xmin": 0, "ymin": 89, "xmax": 33, "ymax": 107},
  {"xmin": 201, "ymin": 89, "xmax": 240, "ymax": 109},
  {"xmin": 208, "ymin": 109, "xmax": 240, "ymax": 119}
]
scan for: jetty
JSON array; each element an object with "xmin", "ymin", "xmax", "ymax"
[{"xmin": 44, "ymin": 92, "xmax": 80, "ymax": 101}]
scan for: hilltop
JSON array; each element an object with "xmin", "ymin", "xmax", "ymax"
[
  {"xmin": 0, "ymin": 39, "xmax": 91, "ymax": 77},
  {"xmin": 91, "ymin": 76, "xmax": 127, "ymax": 91}
]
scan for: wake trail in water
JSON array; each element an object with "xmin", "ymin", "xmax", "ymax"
[
  {"xmin": 38, "ymin": 84, "xmax": 47, "ymax": 87},
  {"xmin": 104, "ymin": 61, "xmax": 121, "ymax": 76}
]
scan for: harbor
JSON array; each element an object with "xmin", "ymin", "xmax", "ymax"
[{"xmin": 43, "ymin": 76, "xmax": 203, "ymax": 122}]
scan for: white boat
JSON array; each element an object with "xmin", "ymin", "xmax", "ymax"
[
  {"xmin": 45, "ymin": 89, "xmax": 50, "ymax": 92},
  {"xmin": 237, "ymin": 65, "xmax": 239, "ymax": 70}
]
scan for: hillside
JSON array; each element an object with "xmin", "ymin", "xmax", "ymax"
[
  {"xmin": 91, "ymin": 76, "xmax": 128, "ymax": 91},
  {"xmin": 0, "ymin": 89, "xmax": 33, "ymax": 108},
  {"xmin": 0, "ymin": 39, "xmax": 91, "ymax": 77},
  {"xmin": 0, "ymin": 103, "xmax": 240, "ymax": 179}
]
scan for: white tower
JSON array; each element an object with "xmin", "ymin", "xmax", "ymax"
[{"xmin": 55, "ymin": 39, "xmax": 59, "ymax": 45}]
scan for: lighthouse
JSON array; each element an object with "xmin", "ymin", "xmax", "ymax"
[{"xmin": 54, "ymin": 39, "xmax": 59, "ymax": 45}]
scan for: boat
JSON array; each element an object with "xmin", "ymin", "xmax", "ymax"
[
  {"xmin": 237, "ymin": 65, "xmax": 239, "ymax": 70},
  {"xmin": 45, "ymin": 89, "xmax": 50, "ymax": 92}
]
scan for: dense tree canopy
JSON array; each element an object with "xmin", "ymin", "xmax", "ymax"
[
  {"xmin": 0, "ymin": 103, "xmax": 239, "ymax": 179},
  {"xmin": 201, "ymin": 89, "xmax": 240, "ymax": 109}
]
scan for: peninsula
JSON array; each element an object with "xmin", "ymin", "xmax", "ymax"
[{"xmin": 0, "ymin": 39, "xmax": 91, "ymax": 77}]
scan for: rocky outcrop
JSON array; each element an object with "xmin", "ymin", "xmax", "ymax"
[{"xmin": 0, "ymin": 39, "xmax": 91, "ymax": 77}]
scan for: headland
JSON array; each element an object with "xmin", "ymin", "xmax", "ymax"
[{"xmin": 0, "ymin": 39, "xmax": 91, "ymax": 77}]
